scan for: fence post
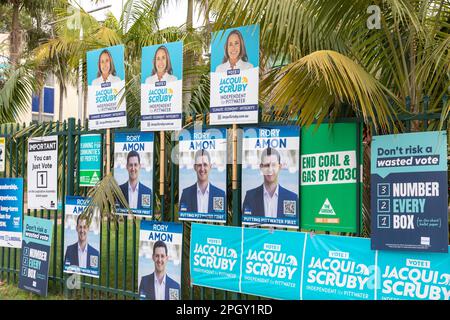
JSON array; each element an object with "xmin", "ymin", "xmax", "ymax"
[{"xmin": 64, "ymin": 118, "xmax": 76, "ymax": 298}]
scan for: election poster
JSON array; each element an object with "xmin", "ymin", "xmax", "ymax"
[
  {"xmin": 301, "ymin": 234, "xmax": 375, "ymax": 300},
  {"xmin": 0, "ymin": 178, "xmax": 23, "ymax": 248},
  {"xmin": 241, "ymin": 126, "xmax": 299, "ymax": 228},
  {"xmin": 79, "ymin": 134, "xmax": 102, "ymax": 187},
  {"xmin": 18, "ymin": 216, "xmax": 53, "ymax": 296},
  {"xmin": 141, "ymin": 41, "xmax": 183, "ymax": 131},
  {"xmin": 114, "ymin": 132, "xmax": 154, "ymax": 217},
  {"xmin": 301, "ymin": 123, "xmax": 362, "ymax": 232},
  {"xmin": 63, "ymin": 196, "xmax": 100, "ymax": 278},
  {"xmin": 0, "ymin": 137, "xmax": 5, "ymax": 172},
  {"xmin": 87, "ymin": 45, "xmax": 127, "ymax": 129},
  {"xmin": 138, "ymin": 221, "xmax": 183, "ymax": 300},
  {"xmin": 377, "ymin": 247, "xmax": 450, "ymax": 300},
  {"xmin": 210, "ymin": 25, "xmax": 259, "ymax": 125},
  {"xmin": 190, "ymin": 223, "xmax": 242, "ymax": 293},
  {"xmin": 178, "ymin": 128, "xmax": 227, "ymax": 223},
  {"xmin": 241, "ymin": 228, "xmax": 304, "ymax": 300},
  {"xmin": 27, "ymin": 136, "xmax": 58, "ymax": 210},
  {"xmin": 371, "ymin": 131, "xmax": 448, "ymax": 252}
]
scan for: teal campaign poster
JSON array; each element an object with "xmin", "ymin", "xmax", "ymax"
[
  {"xmin": 0, "ymin": 178, "xmax": 23, "ymax": 248},
  {"xmin": 377, "ymin": 247, "xmax": 450, "ymax": 300},
  {"xmin": 79, "ymin": 134, "xmax": 102, "ymax": 187},
  {"xmin": 87, "ymin": 45, "xmax": 127, "ymax": 129},
  {"xmin": 210, "ymin": 25, "xmax": 259, "ymax": 125},
  {"xmin": 138, "ymin": 221, "xmax": 183, "ymax": 300},
  {"xmin": 242, "ymin": 126, "xmax": 300, "ymax": 228},
  {"xmin": 178, "ymin": 128, "xmax": 227, "ymax": 223},
  {"xmin": 301, "ymin": 234, "xmax": 375, "ymax": 300},
  {"xmin": 241, "ymin": 228, "xmax": 304, "ymax": 300},
  {"xmin": 190, "ymin": 223, "xmax": 242, "ymax": 293},
  {"xmin": 18, "ymin": 216, "xmax": 53, "ymax": 296},
  {"xmin": 141, "ymin": 41, "xmax": 183, "ymax": 131},
  {"xmin": 371, "ymin": 131, "xmax": 448, "ymax": 252}
]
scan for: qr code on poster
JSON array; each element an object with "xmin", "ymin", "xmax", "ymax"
[
  {"xmin": 169, "ymin": 288, "xmax": 179, "ymax": 300},
  {"xmin": 283, "ymin": 200, "xmax": 296, "ymax": 216},
  {"xmin": 213, "ymin": 197, "xmax": 224, "ymax": 211}
]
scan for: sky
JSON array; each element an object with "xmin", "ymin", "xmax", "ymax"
[{"xmin": 72, "ymin": 0, "xmax": 203, "ymax": 29}]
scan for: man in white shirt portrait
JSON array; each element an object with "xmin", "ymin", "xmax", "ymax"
[
  {"xmin": 138, "ymin": 241, "xmax": 180, "ymax": 300},
  {"xmin": 242, "ymin": 147, "xmax": 298, "ymax": 218},
  {"xmin": 64, "ymin": 215, "xmax": 100, "ymax": 270},
  {"xmin": 119, "ymin": 150, "xmax": 152, "ymax": 211}
]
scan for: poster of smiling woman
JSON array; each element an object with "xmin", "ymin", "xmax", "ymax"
[
  {"xmin": 87, "ymin": 45, "xmax": 127, "ymax": 130},
  {"xmin": 210, "ymin": 25, "xmax": 259, "ymax": 125},
  {"xmin": 141, "ymin": 41, "xmax": 183, "ymax": 131}
]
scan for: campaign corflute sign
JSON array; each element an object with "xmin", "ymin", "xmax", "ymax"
[
  {"xmin": 27, "ymin": 136, "xmax": 58, "ymax": 210},
  {"xmin": 210, "ymin": 25, "xmax": 259, "ymax": 125},
  {"xmin": 371, "ymin": 131, "xmax": 448, "ymax": 252},
  {"xmin": 0, "ymin": 178, "xmax": 23, "ymax": 248},
  {"xmin": 141, "ymin": 41, "xmax": 183, "ymax": 131},
  {"xmin": 18, "ymin": 216, "xmax": 53, "ymax": 296},
  {"xmin": 87, "ymin": 45, "xmax": 127, "ymax": 129}
]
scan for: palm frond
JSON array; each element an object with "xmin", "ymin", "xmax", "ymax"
[
  {"xmin": 262, "ymin": 50, "xmax": 400, "ymax": 131},
  {"xmin": 0, "ymin": 63, "xmax": 37, "ymax": 124}
]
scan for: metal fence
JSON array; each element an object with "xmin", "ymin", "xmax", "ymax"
[{"xmin": 0, "ymin": 98, "xmax": 448, "ymax": 300}]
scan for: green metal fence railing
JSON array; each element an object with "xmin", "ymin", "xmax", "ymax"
[{"xmin": 0, "ymin": 96, "xmax": 448, "ymax": 300}]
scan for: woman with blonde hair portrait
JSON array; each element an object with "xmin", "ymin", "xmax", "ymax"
[
  {"xmin": 215, "ymin": 29, "xmax": 254, "ymax": 73},
  {"xmin": 92, "ymin": 49, "xmax": 121, "ymax": 85},
  {"xmin": 145, "ymin": 45, "xmax": 178, "ymax": 85}
]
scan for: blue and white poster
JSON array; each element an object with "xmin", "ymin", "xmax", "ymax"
[
  {"xmin": 190, "ymin": 223, "xmax": 242, "ymax": 293},
  {"xmin": 18, "ymin": 216, "xmax": 53, "ymax": 296},
  {"xmin": 87, "ymin": 45, "xmax": 127, "ymax": 129},
  {"xmin": 371, "ymin": 131, "xmax": 448, "ymax": 252},
  {"xmin": 210, "ymin": 25, "xmax": 259, "ymax": 125},
  {"xmin": 241, "ymin": 126, "xmax": 300, "ymax": 228},
  {"xmin": 114, "ymin": 132, "xmax": 154, "ymax": 217},
  {"xmin": 0, "ymin": 178, "xmax": 23, "ymax": 248},
  {"xmin": 178, "ymin": 128, "xmax": 227, "ymax": 222},
  {"xmin": 377, "ymin": 247, "xmax": 450, "ymax": 300},
  {"xmin": 63, "ymin": 196, "xmax": 100, "ymax": 278},
  {"xmin": 301, "ymin": 234, "xmax": 376, "ymax": 300},
  {"xmin": 241, "ymin": 228, "xmax": 304, "ymax": 300},
  {"xmin": 141, "ymin": 41, "xmax": 183, "ymax": 131},
  {"xmin": 138, "ymin": 221, "xmax": 183, "ymax": 300}
]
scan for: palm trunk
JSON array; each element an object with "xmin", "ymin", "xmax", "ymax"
[
  {"xmin": 183, "ymin": 0, "xmax": 194, "ymax": 110},
  {"xmin": 59, "ymin": 80, "xmax": 64, "ymax": 122},
  {"xmin": 10, "ymin": 0, "xmax": 21, "ymax": 66}
]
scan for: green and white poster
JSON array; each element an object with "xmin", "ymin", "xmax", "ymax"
[
  {"xmin": 301, "ymin": 122, "xmax": 362, "ymax": 232},
  {"xmin": 79, "ymin": 134, "xmax": 102, "ymax": 187}
]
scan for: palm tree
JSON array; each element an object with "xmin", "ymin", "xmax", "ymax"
[
  {"xmin": 0, "ymin": 0, "xmax": 62, "ymax": 66},
  {"xmin": 206, "ymin": 0, "xmax": 449, "ymax": 131}
]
